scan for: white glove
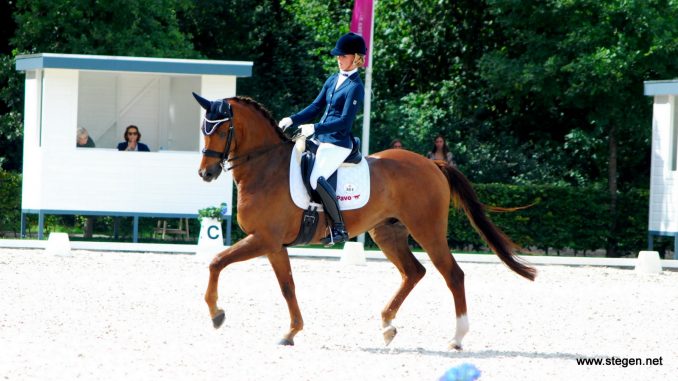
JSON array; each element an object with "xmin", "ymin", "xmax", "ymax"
[
  {"xmin": 278, "ymin": 117, "xmax": 293, "ymax": 130},
  {"xmin": 300, "ymin": 124, "xmax": 315, "ymax": 136}
]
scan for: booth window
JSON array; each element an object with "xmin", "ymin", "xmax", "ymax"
[{"xmin": 77, "ymin": 72, "xmax": 200, "ymax": 151}]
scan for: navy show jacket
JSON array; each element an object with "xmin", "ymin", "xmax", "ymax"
[
  {"xmin": 290, "ymin": 72, "xmax": 364, "ymax": 149},
  {"xmin": 117, "ymin": 142, "xmax": 150, "ymax": 152}
]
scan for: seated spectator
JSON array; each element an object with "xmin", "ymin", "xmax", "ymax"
[
  {"xmin": 117, "ymin": 125, "xmax": 150, "ymax": 152},
  {"xmin": 76, "ymin": 127, "xmax": 95, "ymax": 148},
  {"xmin": 426, "ymin": 134, "xmax": 455, "ymax": 166},
  {"xmin": 390, "ymin": 139, "xmax": 403, "ymax": 149}
]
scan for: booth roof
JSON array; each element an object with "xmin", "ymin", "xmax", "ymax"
[
  {"xmin": 15, "ymin": 53, "xmax": 252, "ymax": 77},
  {"xmin": 644, "ymin": 79, "xmax": 678, "ymax": 96}
]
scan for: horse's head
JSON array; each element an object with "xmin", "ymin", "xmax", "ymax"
[{"xmin": 193, "ymin": 92, "xmax": 234, "ymax": 182}]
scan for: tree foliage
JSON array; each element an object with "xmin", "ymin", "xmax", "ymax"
[
  {"xmin": 3, "ymin": 0, "xmax": 678, "ymax": 185},
  {"xmin": 180, "ymin": 0, "xmax": 346, "ymax": 119},
  {"xmin": 474, "ymin": 0, "xmax": 678, "ymax": 188},
  {"xmin": 2, "ymin": 0, "xmax": 678, "ymax": 254},
  {"xmin": 12, "ymin": 0, "xmax": 196, "ymax": 57},
  {"xmin": 0, "ymin": 0, "xmax": 199, "ymax": 170}
]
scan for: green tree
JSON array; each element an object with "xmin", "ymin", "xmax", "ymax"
[
  {"xmin": 476, "ymin": 0, "xmax": 678, "ymax": 255},
  {"xmin": 12, "ymin": 0, "xmax": 196, "ymax": 57},
  {"xmin": 0, "ymin": 0, "xmax": 198, "ymax": 171},
  {"xmin": 0, "ymin": 0, "xmax": 19, "ymax": 170},
  {"xmin": 180, "ymin": 0, "xmax": 341, "ymax": 119}
]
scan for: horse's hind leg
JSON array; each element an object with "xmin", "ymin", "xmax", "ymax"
[
  {"xmin": 368, "ymin": 220, "xmax": 426, "ymax": 346},
  {"xmin": 408, "ymin": 225, "xmax": 468, "ymax": 350},
  {"xmin": 267, "ymin": 247, "xmax": 304, "ymax": 345}
]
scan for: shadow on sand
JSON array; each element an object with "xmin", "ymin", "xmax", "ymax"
[{"xmin": 356, "ymin": 346, "xmax": 598, "ymax": 361}]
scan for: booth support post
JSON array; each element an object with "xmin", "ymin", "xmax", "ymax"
[
  {"xmin": 38, "ymin": 211, "xmax": 44, "ymax": 240},
  {"xmin": 133, "ymin": 216, "xmax": 139, "ymax": 243},
  {"xmin": 20, "ymin": 213, "xmax": 26, "ymax": 238},
  {"xmin": 225, "ymin": 215, "xmax": 232, "ymax": 246}
]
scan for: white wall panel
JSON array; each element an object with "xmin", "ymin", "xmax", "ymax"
[
  {"xmin": 41, "ymin": 69, "xmax": 78, "ymax": 152},
  {"xmin": 167, "ymin": 76, "xmax": 201, "ymax": 151},
  {"xmin": 39, "ymin": 150, "xmax": 232, "ymax": 215},
  {"xmin": 21, "ymin": 70, "xmax": 43, "ymax": 210},
  {"xmin": 649, "ymin": 95, "xmax": 678, "ymax": 232}
]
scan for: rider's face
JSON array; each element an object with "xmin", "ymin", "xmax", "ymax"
[{"xmin": 337, "ymin": 54, "xmax": 356, "ymax": 71}]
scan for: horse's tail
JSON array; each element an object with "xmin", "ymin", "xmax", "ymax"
[{"xmin": 435, "ymin": 161, "xmax": 537, "ymax": 281}]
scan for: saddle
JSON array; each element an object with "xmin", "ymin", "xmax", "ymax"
[
  {"xmin": 299, "ymin": 136, "xmax": 362, "ymax": 204},
  {"xmin": 285, "ymin": 136, "xmax": 362, "ymax": 247}
]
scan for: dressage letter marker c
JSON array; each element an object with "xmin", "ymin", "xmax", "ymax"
[{"xmin": 207, "ymin": 225, "xmax": 219, "ymax": 239}]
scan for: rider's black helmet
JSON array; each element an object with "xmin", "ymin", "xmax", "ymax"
[{"xmin": 330, "ymin": 32, "xmax": 367, "ymax": 56}]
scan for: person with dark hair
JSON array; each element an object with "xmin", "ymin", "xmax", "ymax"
[
  {"xmin": 117, "ymin": 125, "xmax": 150, "ymax": 152},
  {"xmin": 390, "ymin": 139, "xmax": 403, "ymax": 149},
  {"xmin": 277, "ymin": 32, "xmax": 367, "ymax": 247},
  {"xmin": 427, "ymin": 134, "xmax": 455, "ymax": 166}
]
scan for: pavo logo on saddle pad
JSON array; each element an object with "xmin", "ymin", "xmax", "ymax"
[{"xmin": 338, "ymin": 183, "xmax": 360, "ymax": 201}]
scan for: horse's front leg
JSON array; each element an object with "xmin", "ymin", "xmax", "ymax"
[
  {"xmin": 267, "ymin": 248, "xmax": 304, "ymax": 345},
  {"xmin": 205, "ymin": 234, "xmax": 274, "ymax": 328}
]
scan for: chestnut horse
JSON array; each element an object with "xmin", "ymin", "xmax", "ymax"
[{"xmin": 194, "ymin": 94, "xmax": 536, "ymax": 350}]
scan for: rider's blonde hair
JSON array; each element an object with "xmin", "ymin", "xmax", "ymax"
[{"xmin": 353, "ymin": 54, "xmax": 365, "ymax": 68}]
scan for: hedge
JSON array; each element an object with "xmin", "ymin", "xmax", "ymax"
[
  {"xmin": 447, "ymin": 184, "xmax": 649, "ymax": 255},
  {"xmin": 0, "ymin": 170, "xmax": 21, "ymax": 235}
]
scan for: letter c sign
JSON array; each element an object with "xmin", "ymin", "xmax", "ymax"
[{"xmin": 208, "ymin": 225, "xmax": 219, "ymax": 239}]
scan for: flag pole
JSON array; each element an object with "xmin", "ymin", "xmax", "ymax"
[
  {"xmin": 361, "ymin": 0, "xmax": 376, "ymax": 157},
  {"xmin": 356, "ymin": 0, "xmax": 375, "ymax": 244}
]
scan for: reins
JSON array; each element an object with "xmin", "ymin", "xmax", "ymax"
[{"xmin": 224, "ymin": 140, "xmax": 289, "ymax": 171}]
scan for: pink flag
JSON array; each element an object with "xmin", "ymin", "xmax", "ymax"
[{"xmin": 350, "ymin": 0, "xmax": 374, "ymax": 67}]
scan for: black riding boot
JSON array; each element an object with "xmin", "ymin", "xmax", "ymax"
[{"xmin": 315, "ymin": 176, "xmax": 349, "ymax": 247}]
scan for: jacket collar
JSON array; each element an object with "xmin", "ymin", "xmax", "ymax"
[{"xmin": 334, "ymin": 71, "xmax": 359, "ymax": 91}]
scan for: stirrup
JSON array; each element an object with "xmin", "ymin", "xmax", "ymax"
[{"xmin": 321, "ymin": 226, "xmax": 348, "ymax": 247}]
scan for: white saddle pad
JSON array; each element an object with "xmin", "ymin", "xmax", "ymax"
[{"xmin": 289, "ymin": 148, "xmax": 370, "ymax": 211}]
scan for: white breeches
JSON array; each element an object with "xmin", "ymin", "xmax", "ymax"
[{"xmin": 310, "ymin": 143, "xmax": 352, "ymax": 190}]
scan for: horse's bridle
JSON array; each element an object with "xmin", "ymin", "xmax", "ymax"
[
  {"xmin": 201, "ymin": 105, "xmax": 235, "ymax": 170},
  {"xmin": 201, "ymin": 101, "xmax": 288, "ymax": 171}
]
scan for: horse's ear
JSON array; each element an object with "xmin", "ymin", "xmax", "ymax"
[{"xmin": 192, "ymin": 92, "xmax": 212, "ymax": 111}]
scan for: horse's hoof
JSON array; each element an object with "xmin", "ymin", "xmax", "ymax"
[
  {"xmin": 211, "ymin": 309, "xmax": 225, "ymax": 329},
  {"xmin": 448, "ymin": 341, "xmax": 463, "ymax": 351},
  {"xmin": 382, "ymin": 325, "xmax": 397, "ymax": 346},
  {"xmin": 278, "ymin": 338, "xmax": 294, "ymax": 346}
]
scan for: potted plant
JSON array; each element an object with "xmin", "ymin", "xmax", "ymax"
[{"xmin": 198, "ymin": 202, "xmax": 228, "ymax": 222}]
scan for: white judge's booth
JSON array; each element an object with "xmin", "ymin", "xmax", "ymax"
[
  {"xmin": 644, "ymin": 80, "xmax": 678, "ymax": 258},
  {"xmin": 15, "ymin": 53, "xmax": 253, "ymax": 243}
]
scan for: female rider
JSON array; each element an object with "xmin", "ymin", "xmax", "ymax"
[{"xmin": 278, "ymin": 32, "xmax": 366, "ymax": 246}]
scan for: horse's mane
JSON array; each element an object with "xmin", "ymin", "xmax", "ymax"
[{"xmin": 229, "ymin": 96, "xmax": 292, "ymax": 142}]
